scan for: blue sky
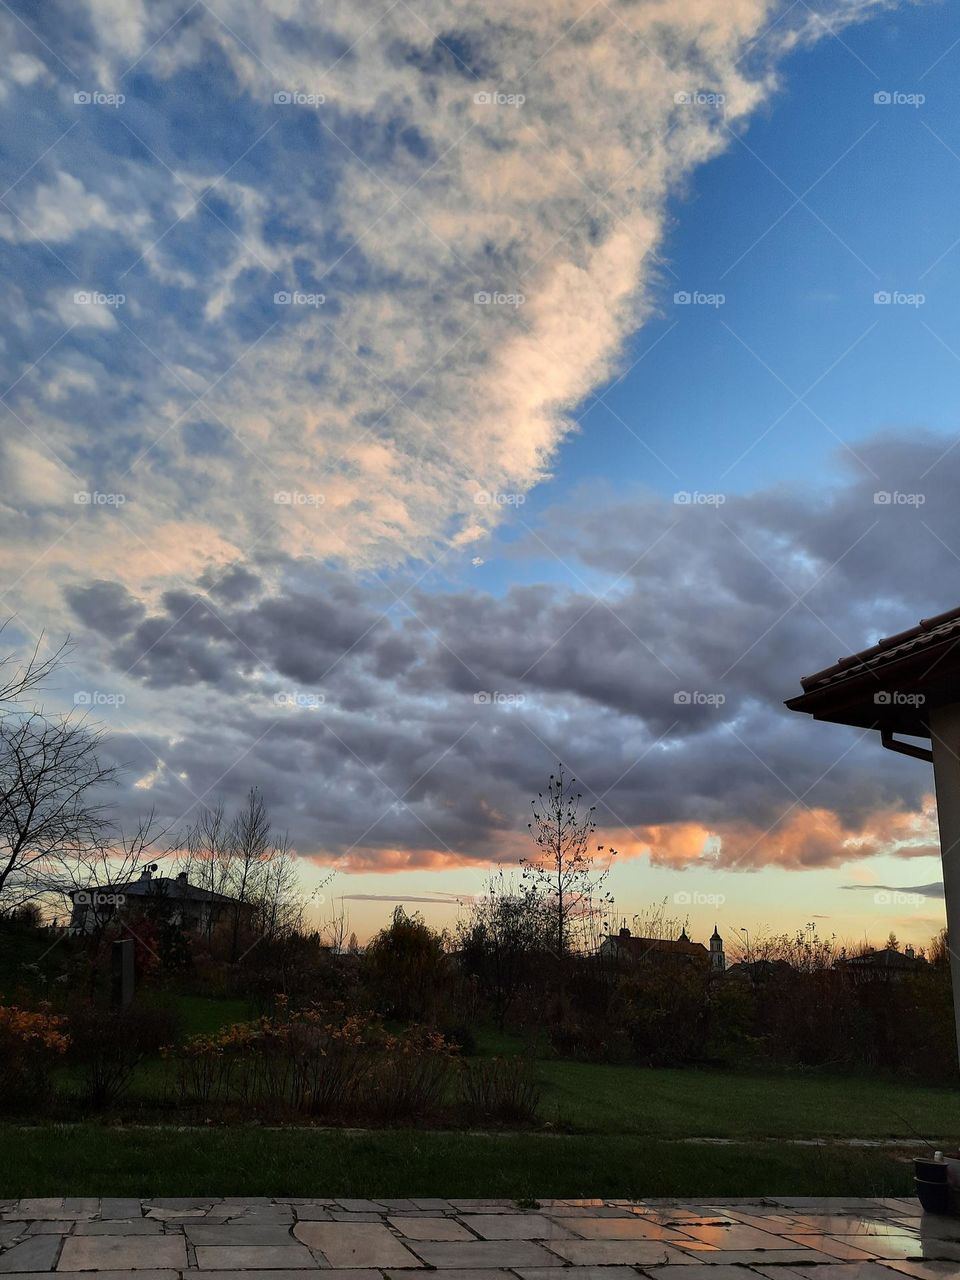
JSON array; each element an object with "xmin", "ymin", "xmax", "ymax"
[
  {"xmin": 1, "ymin": 0, "xmax": 957, "ymax": 947},
  {"xmin": 531, "ymin": 2, "xmax": 960, "ymax": 509}
]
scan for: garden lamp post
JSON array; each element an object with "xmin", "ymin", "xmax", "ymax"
[{"xmin": 786, "ymin": 605, "xmax": 960, "ymax": 1067}]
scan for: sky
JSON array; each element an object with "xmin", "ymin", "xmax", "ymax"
[{"xmin": 1, "ymin": 0, "xmax": 958, "ymax": 948}]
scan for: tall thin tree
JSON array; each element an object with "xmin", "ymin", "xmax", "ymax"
[{"xmin": 523, "ymin": 763, "xmax": 616, "ymax": 958}]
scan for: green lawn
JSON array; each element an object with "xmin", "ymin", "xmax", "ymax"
[
  {"xmin": 6, "ymin": 996, "xmax": 958, "ymax": 1197},
  {"xmin": 471, "ymin": 1025, "xmax": 960, "ymax": 1140},
  {"xmin": 160, "ymin": 993, "xmax": 253, "ymax": 1037},
  {"xmin": 538, "ymin": 1059, "xmax": 960, "ymax": 1139},
  {"xmin": 0, "ymin": 1125, "xmax": 918, "ymax": 1199}
]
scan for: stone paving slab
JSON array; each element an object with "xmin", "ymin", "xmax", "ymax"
[
  {"xmin": 99, "ymin": 1202, "xmax": 144, "ymax": 1222},
  {"xmin": 457, "ymin": 1218, "xmax": 569, "ymax": 1241},
  {"xmin": 789, "ymin": 1215, "xmax": 921, "ymax": 1234},
  {"xmin": 671, "ymin": 1221, "xmax": 794, "ymax": 1250},
  {"xmin": 3, "ymin": 1196, "xmax": 960, "ymax": 1278},
  {"xmin": 209, "ymin": 1274, "xmax": 381, "ymax": 1280},
  {"xmin": 518, "ymin": 1269, "xmax": 643, "ymax": 1280},
  {"xmin": 542, "ymin": 1240, "xmax": 697, "ymax": 1266},
  {"xmin": 59, "ymin": 1237, "xmax": 188, "ymax": 1272},
  {"xmin": 853, "ymin": 1235, "xmax": 960, "ymax": 1261},
  {"xmin": 2, "ymin": 1273, "xmax": 179, "ymax": 1280},
  {"xmin": 385, "ymin": 1272, "xmax": 514, "ymax": 1280},
  {"xmin": 405, "ymin": 1242, "xmax": 557, "ymax": 1269},
  {"xmin": 880, "ymin": 1262, "xmax": 960, "ymax": 1278},
  {"xmin": 0, "ymin": 1236, "xmax": 63, "ymax": 1272},
  {"xmin": 146, "ymin": 1211, "xmax": 210, "ymax": 1223},
  {"xmin": 560, "ymin": 1218, "xmax": 688, "ymax": 1242},
  {"xmin": 194, "ymin": 1247, "xmax": 316, "ymax": 1271},
  {"xmin": 685, "ymin": 1248, "xmax": 844, "ymax": 1266},
  {"xmin": 74, "ymin": 1223, "xmax": 163, "ymax": 1237},
  {"xmin": 645, "ymin": 1269, "xmax": 769, "ymax": 1280},
  {"xmin": 387, "ymin": 1219, "xmax": 474, "ymax": 1242},
  {"xmin": 185, "ymin": 1229, "xmax": 298, "ymax": 1248},
  {"xmin": 782, "ymin": 1233, "xmax": 882, "ymax": 1260},
  {"xmin": 293, "ymin": 1224, "xmax": 423, "ymax": 1269},
  {"xmin": 750, "ymin": 1266, "xmax": 915, "ymax": 1280}
]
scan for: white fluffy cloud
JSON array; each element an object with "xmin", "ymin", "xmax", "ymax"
[{"xmin": 0, "ymin": 0, "xmax": 882, "ymax": 605}]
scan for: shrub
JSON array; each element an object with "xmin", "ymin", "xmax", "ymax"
[
  {"xmin": 362, "ymin": 908, "xmax": 451, "ymax": 1023},
  {"xmin": 460, "ymin": 1056, "xmax": 541, "ymax": 1125},
  {"xmin": 66, "ymin": 1002, "xmax": 179, "ymax": 1108},
  {"xmin": 169, "ymin": 1018, "xmax": 260, "ymax": 1107},
  {"xmin": 168, "ymin": 1005, "xmax": 457, "ymax": 1123},
  {"xmin": 365, "ymin": 1028, "xmax": 456, "ymax": 1122},
  {"xmin": 440, "ymin": 1022, "xmax": 479, "ymax": 1055},
  {"xmin": 0, "ymin": 1005, "xmax": 69, "ymax": 1111}
]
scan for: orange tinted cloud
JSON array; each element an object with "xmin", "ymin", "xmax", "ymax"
[
  {"xmin": 334, "ymin": 847, "xmax": 478, "ymax": 873},
  {"xmin": 299, "ymin": 796, "xmax": 940, "ymax": 876},
  {"xmin": 603, "ymin": 796, "xmax": 939, "ymax": 871}
]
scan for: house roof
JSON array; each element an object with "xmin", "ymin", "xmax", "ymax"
[
  {"xmin": 845, "ymin": 946, "xmax": 925, "ymax": 969},
  {"xmin": 785, "ymin": 604, "xmax": 960, "ymax": 736},
  {"xmin": 70, "ymin": 875, "xmax": 240, "ymax": 907},
  {"xmin": 609, "ymin": 934, "xmax": 709, "ymax": 959}
]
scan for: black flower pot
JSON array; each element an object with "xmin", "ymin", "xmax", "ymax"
[
  {"xmin": 915, "ymin": 1177, "xmax": 951, "ymax": 1214},
  {"xmin": 915, "ymin": 1158, "xmax": 949, "ymax": 1184}
]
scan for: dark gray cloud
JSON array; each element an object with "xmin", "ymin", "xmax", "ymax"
[
  {"xmin": 65, "ymin": 431, "xmax": 960, "ymax": 871},
  {"xmin": 842, "ymin": 883, "xmax": 945, "ymax": 899},
  {"xmin": 65, "ymin": 581, "xmax": 146, "ymax": 637}
]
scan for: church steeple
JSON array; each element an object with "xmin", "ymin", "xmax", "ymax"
[{"xmin": 709, "ymin": 924, "xmax": 725, "ymax": 972}]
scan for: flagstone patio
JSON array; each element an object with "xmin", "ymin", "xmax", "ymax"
[{"xmin": 0, "ymin": 1197, "xmax": 957, "ymax": 1279}]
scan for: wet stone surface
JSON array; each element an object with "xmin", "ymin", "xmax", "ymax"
[{"xmin": 0, "ymin": 1197, "xmax": 954, "ymax": 1278}]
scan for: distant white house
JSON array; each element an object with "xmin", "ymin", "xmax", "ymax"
[
  {"xmin": 68, "ymin": 865, "xmax": 248, "ymax": 934},
  {"xmin": 841, "ymin": 945, "xmax": 927, "ymax": 982}
]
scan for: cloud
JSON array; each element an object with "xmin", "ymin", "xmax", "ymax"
[
  {"xmin": 842, "ymin": 882, "xmax": 945, "ymax": 899},
  {"xmin": 0, "ymin": 441, "xmax": 77, "ymax": 512},
  {"xmin": 0, "ymin": 0, "xmax": 882, "ymax": 599},
  {"xmin": 60, "ymin": 430, "xmax": 959, "ymax": 874},
  {"xmin": 0, "ymin": 0, "xmax": 913, "ymax": 881},
  {"xmin": 0, "ymin": 172, "xmax": 138, "ymax": 244},
  {"xmin": 337, "ymin": 892, "xmax": 475, "ymax": 905}
]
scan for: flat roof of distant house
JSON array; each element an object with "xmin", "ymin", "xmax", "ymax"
[
  {"xmin": 785, "ymin": 604, "xmax": 960, "ymax": 737},
  {"xmin": 69, "ymin": 874, "xmax": 240, "ymax": 906},
  {"xmin": 844, "ymin": 946, "xmax": 925, "ymax": 969}
]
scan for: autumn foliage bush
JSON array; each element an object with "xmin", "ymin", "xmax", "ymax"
[
  {"xmin": 0, "ymin": 1005, "xmax": 69, "ymax": 1109},
  {"xmin": 166, "ymin": 1003, "xmax": 458, "ymax": 1123}
]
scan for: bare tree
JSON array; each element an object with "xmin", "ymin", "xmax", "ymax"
[
  {"xmin": 176, "ymin": 801, "xmax": 233, "ymax": 941},
  {"xmin": 252, "ymin": 835, "xmax": 304, "ymax": 941},
  {"xmin": 929, "ymin": 926, "xmax": 950, "ymax": 968},
  {"xmin": 175, "ymin": 790, "xmax": 313, "ymax": 956},
  {"xmin": 0, "ymin": 626, "xmax": 166, "ymax": 920},
  {"xmin": 0, "ymin": 712, "xmax": 116, "ymax": 915},
  {"xmin": 226, "ymin": 787, "xmax": 272, "ymax": 960},
  {"xmin": 630, "ymin": 897, "xmax": 689, "ymax": 942},
  {"xmin": 728, "ymin": 923, "xmax": 838, "ymax": 973},
  {"xmin": 523, "ymin": 763, "xmax": 616, "ymax": 958},
  {"xmin": 0, "ymin": 625, "xmax": 69, "ymax": 707},
  {"xmin": 321, "ymin": 896, "xmax": 350, "ymax": 953}
]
